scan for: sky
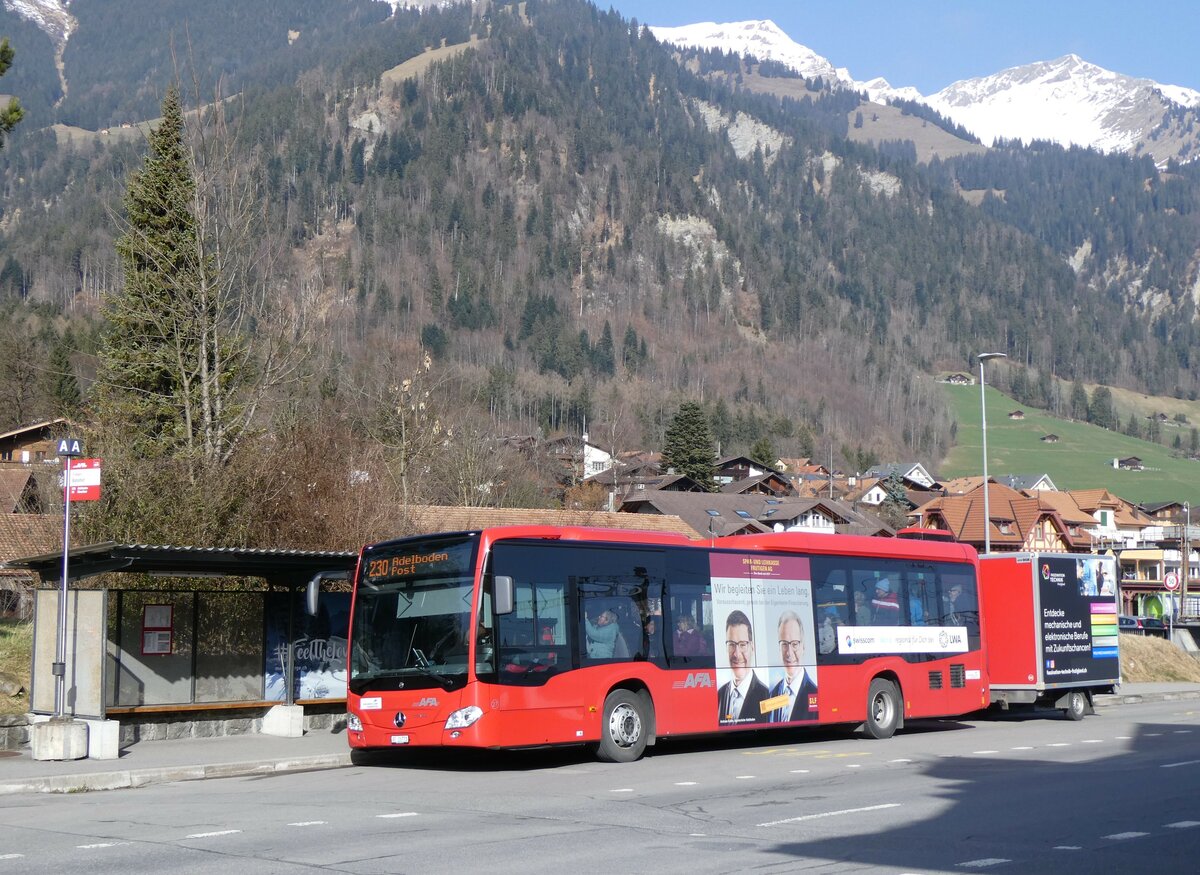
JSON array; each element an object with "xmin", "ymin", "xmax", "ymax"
[{"xmin": 604, "ymin": 1, "xmax": 1200, "ymax": 96}]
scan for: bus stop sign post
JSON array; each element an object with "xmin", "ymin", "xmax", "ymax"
[{"xmin": 54, "ymin": 437, "xmax": 83, "ymax": 718}]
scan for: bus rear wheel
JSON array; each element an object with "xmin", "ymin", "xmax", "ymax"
[
  {"xmin": 596, "ymin": 689, "xmax": 649, "ymax": 763},
  {"xmin": 865, "ymin": 678, "xmax": 900, "ymax": 739}
]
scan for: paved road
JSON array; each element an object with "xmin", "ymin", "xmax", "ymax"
[{"xmin": 1, "ymin": 699, "xmax": 1198, "ymax": 874}]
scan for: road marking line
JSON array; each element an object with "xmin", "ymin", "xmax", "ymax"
[
  {"xmin": 77, "ymin": 843, "xmax": 129, "ymax": 849},
  {"xmin": 186, "ymin": 830, "xmax": 242, "ymax": 838},
  {"xmin": 958, "ymin": 858, "xmax": 1011, "ymax": 867},
  {"xmin": 0, "ymin": 855, "xmax": 24, "ymax": 860},
  {"xmin": 1054, "ymin": 846, "xmax": 1082, "ymax": 850},
  {"xmin": 846, "ymin": 764, "xmax": 861, "ymax": 768},
  {"xmin": 1104, "ymin": 832, "xmax": 1149, "ymax": 840},
  {"xmin": 610, "ymin": 788, "xmax": 634, "ymax": 793},
  {"xmin": 674, "ymin": 781, "xmax": 697, "ymax": 786},
  {"xmin": 288, "ymin": 821, "xmax": 327, "ymax": 826},
  {"xmin": 688, "ymin": 833, "xmax": 706, "ymax": 837},
  {"xmin": 1166, "ymin": 821, "xmax": 1200, "ymax": 828},
  {"xmin": 1146, "ymin": 732, "xmax": 1163, "ymax": 736},
  {"xmin": 1173, "ymin": 729, "xmax": 1192, "ymax": 734},
  {"xmin": 758, "ymin": 802, "xmax": 900, "ymax": 827},
  {"xmin": 1161, "ymin": 759, "xmax": 1200, "ymax": 768},
  {"xmin": 1081, "ymin": 739, "xmax": 1103, "ymax": 744},
  {"xmin": 1011, "ymin": 746, "xmax": 1034, "ymax": 750},
  {"xmin": 735, "ymin": 775, "xmax": 755, "ymax": 779},
  {"xmin": 376, "ymin": 812, "xmax": 420, "ymax": 818},
  {"xmin": 1115, "ymin": 735, "xmax": 1132, "ymax": 740},
  {"xmin": 789, "ymin": 769, "xmax": 810, "ymax": 773},
  {"xmin": 890, "ymin": 758, "xmax": 913, "ymax": 763},
  {"xmin": 1047, "ymin": 743, "xmax": 1070, "ymax": 747},
  {"xmin": 972, "ymin": 750, "xmax": 998, "ymax": 754}
]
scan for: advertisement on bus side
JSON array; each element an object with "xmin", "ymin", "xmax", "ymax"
[
  {"xmin": 1038, "ymin": 555, "xmax": 1119, "ymax": 683},
  {"xmin": 710, "ymin": 552, "xmax": 819, "ymax": 727}
]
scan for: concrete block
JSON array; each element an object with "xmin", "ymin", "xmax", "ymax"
[
  {"xmin": 261, "ymin": 704, "xmax": 304, "ymax": 738},
  {"xmin": 84, "ymin": 719, "xmax": 121, "ymax": 760},
  {"xmin": 31, "ymin": 718, "xmax": 89, "ymax": 761}
]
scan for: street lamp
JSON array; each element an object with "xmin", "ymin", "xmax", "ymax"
[{"xmin": 977, "ymin": 352, "xmax": 1007, "ymax": 554}]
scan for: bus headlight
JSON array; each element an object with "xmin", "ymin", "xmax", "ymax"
[
  {"xmin": 444, "ymin": 706, "xmax": 483, "ymax": 729},
  {"xmin": 346, "ymin": 712, "xmax": 363, "ymax": 732}
]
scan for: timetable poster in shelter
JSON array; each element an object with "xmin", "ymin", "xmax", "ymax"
[
  {"xmin": 710, "ymin": 552, "xmax": 817, "ymax": 727},
  {"xmin": 1038, "ymin": 555, "xmax": 1119, "ymax": 683},
  {"xmin": 264, "ymin": 592, "xmax": 351, "ymax": 701}
]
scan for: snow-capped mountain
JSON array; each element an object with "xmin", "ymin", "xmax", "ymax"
[
  {"xmin": 927, "ymin": 54, "xmax": 1200, "ymax": 152},
  {"xmin": 648, "ymin": 19, "xmax": 921, "ymax": 104},
  {"xmin": 649, "ymin": 19, "xmax": 1200, "ymax": 164},
  {"xmin": 3, "ymin": 0, "xmax": 74, "ymax": 45}
]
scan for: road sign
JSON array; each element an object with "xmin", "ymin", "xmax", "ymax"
[
  {"xmin": 67, "ymin": 459, "xmax": 102, "ymax": 501},
  {"xmin": 56, "ymin": 437, "xmax": 83, "ymax": 457},
  {"xmin": 1164, "ymin": 571, "xmax": 1180, "ymax": 592}
]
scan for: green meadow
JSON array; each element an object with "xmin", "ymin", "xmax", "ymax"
[{"xmin": 939, "ymin": 384, "xmax": 1200, "ymax": 505}]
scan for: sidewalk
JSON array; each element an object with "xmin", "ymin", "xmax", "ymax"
[
  {"xmin": 0, "ymin": 726, "xmax": 352, "ymax": 795},
  {"xmin": 2, "ymin": 682, "xmax": 1198, "ymax": 795}
]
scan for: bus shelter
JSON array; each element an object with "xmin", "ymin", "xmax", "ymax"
[{"xmin": 5, "ymin": 543, "xmax": 357, "ymax": 741}]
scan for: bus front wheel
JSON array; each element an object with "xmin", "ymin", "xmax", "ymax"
[
  {"xmin": 596, "ymin": 689, "xmax": 649, "ymax": 763},
  {"xmin": 864, "ymin": 678, "xmax": 901, "ymax": 739}
]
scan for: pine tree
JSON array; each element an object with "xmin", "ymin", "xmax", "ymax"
[
  {"xmin": 99, "ymin": 86, "xmax": 199, "ymax": 461},
  {"xmin": 0, "ymin": 38, "xmax": 22, "ymax": 149},
  {"xmin": 1069, "ymin": 380, "xmax": 1089, "ymax": 421},
  {"xmin": 749, "ymin": 436, "xmax": 776, "ymax": 468},
  {"xmin": 44, "ymin": 333, "xmax": 80, "ymax": 418},
  {"xmin": 662, "ymin": 401, "xmax": 717, "ymax": 491}
]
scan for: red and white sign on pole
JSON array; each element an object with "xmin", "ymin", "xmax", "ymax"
[
  {"xmin": 1164, "ymin": 571, "xmax": 1180, "ymax": 592},
  {"xmin": 67, "ymin": 458, "xmax": 102, "ymax": 501}
]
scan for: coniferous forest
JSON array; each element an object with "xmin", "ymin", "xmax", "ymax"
[{"xmin": 1, "ymin": 0, "xmax": 1199, "ymax": 548}]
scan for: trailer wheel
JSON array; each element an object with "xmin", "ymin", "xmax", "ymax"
[
  {"xmin": 864, "ymin": 678, "xmax": 901, "ymax": 739},
  {"xmin": 596, "ymin": 689, "xmax": 650, "ymax": 763},
  {"xmin": 1064, "ymin": 690, "xmax": 1088, "ymax": 721}
]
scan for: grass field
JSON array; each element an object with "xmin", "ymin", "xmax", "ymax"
[
  {"xmin": 0, "ymin": 620, "xmax": 31, "ymax": 716},
  {"xmin": 939, "ymin": 383, "xmax": 1200, "ymax": 505}
]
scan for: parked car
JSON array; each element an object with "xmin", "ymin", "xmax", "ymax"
[{"xmin": 1118, "ymin": 615, "xmax": 1168, "ymax": 637}]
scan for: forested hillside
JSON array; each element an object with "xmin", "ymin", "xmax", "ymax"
[{"xmin": 0, "ymin": 0, "xmax": 1199, "ymax": 547}]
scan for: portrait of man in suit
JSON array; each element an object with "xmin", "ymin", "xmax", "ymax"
[
  {"xmin": 767, "ymin": 610, "xmax": 819, "ymax": 722},
  {"xmin": 717, "ymin": 609, "xmax": 770, "ymax": 725}
]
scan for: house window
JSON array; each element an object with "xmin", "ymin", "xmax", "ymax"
[
  {"xmin": 0, "ymin": 450, "xmax": 10, "ymax": 461},
  {"xmin": 998, "ymin": 522, "xmax": 1012, "ymax": 535}
]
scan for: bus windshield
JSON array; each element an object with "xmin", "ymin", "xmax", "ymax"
[{"xmin": 349, "ymin": 533, "xmax": 479, "ymax": 694}]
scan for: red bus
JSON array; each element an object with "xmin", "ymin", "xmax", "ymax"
[{"xmin": 340, "ymin": 526, "xmax": 987, "ymax": 762}]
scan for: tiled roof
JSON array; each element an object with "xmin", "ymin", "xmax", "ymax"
[
  {"xmin": 388, "ymin": 505, "xmax": 701, "ymax": 540},
  {"xmin": 0, "ymin": 514, "xmax": 60, "ymax": 577},
  {"xmin": 0, "ymin": 469, "xmax": 35, "ymax": 513}
]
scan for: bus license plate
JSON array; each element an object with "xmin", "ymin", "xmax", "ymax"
[{"xmin": 390, "ymin": 735, "xmax": 409, "ymax": 745}]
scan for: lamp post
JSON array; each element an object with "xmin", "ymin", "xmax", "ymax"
[{"xmin": 977, "ymin": 352, "xmax": 1007, "ymax": 554}]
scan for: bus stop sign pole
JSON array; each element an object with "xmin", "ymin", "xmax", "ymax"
[{"xmin": 55, "ymin": 437, "xmax": 83, "ymax": 718}]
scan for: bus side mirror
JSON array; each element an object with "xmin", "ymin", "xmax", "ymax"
[{"xmin": 494, "ymin": 575, "xmax": 515, "ymax": 615}]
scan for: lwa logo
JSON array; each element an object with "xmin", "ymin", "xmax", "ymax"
[{"xmin": 672, "ymin": 672, "xmax": 714, "ymax": 689}]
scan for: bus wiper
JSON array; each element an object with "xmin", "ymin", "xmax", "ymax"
[{"xmin": 411, "ymin": 649, "xmax": 454, "ymax": 689}]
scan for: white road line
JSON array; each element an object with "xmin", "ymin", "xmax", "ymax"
[
  {"xmin": 288, "ymin": 821, "xmax": 327, "ymax": 826},
  {"xmin": 789, "ymin": 769, "xmax": 810, "ymax": 773},
  {"xmin": 610, "ymin": 788, "xmax": 634, "ymax": 793},
  {"xmin": 1166, "ymin": 821, "xmax": 1200, "ymax": 829},
  {"xmin": 376, "ymin": 812, "xmax": 420, "ymax": 818},
  {"xmin": 1173, "ymin": 729, "xmax": 1192, "ymax": 734},
  {"xmin": 972, "ymin": 750, "xmax": 999, "ymax": 754},
  {"xmin": 846, "ymin": 764, "xmax": 862, "ymax": 768},
  {"xmin": 1054, "ymin": 846, "xmax": 1082, "ymax": 850},
  {"xmin": 1115, "ymin": 735, "xmax": 1132, "ymax": 740},
  {"xmin": 674, "ymin": 781, "xmax": 697, "ymax": 786},
  {"xmin": 758, "ymin": 802, "xmax": 900, "ymax": 827},
  {"xmin": 958, "ymin": 858, "xmax": 1011, "ymax": 868},
  {"xmin": 1161, "ymin": 759, "xmax": 1200, "ymax": 768},
  {"xmin": 890, "ymin": 758, "xmax": 913, "ymax": 763},
  {"xmin": 1081, "ymin": 739, "xmax": 1103, "ymax": 744},
  {"xmin": 1104, "ymin": 832, "xmax": 1149, "ymax": 840},
  {"xmin": 0, "ymin": 855, "xmax": 24, "ymax": 861},
  {"xmin": 77, "ymin": 843, "xmax": 129, "ymax": 849},
  {"xmin": 1047, "ymin": 743, "xmax": 1070, "ymax": 747},
  {"xmin": 1011, "ymin": 746, "xmax": 1034, "ymax": 750},
  {"xmin": 1146, "ymin": 732, "xmax": 1163, "ymax": 737},
  {"xmin": 186, "ymin": 830, "xmax": 242, "ymax": 839},
  {"xmin": 735, "ymin": 775, "xmax": 755, "ymax": 779}
]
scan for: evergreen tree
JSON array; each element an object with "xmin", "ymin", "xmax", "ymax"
[
  {"xmin": 44, "ymin": 333, "xmax": 80, "ymax": 418},
  {"xmin": 749, "ymin": 436, "xmax": 776, "ymax": 468},
  {"xmin": 0, "ymin": 38, "xmax": 22, "ymax": 149},
  {"xmin": 1088, "ymin": 386, "xmax": 1116, "ymax": 429},
  {"xmin": 878, "ymin": 470, "xmax": 911, "ymax": 530},
  {"xmin": 98, "ymin": 86, "xmax": 199, "ymax": 461},
  {"xmin": 1069, "ymin": 380, "xmax": 1089, "ymax": 421},
  {"xmin": 662, "ymin": 401, "xmax": 717, "ymax": 491}
]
